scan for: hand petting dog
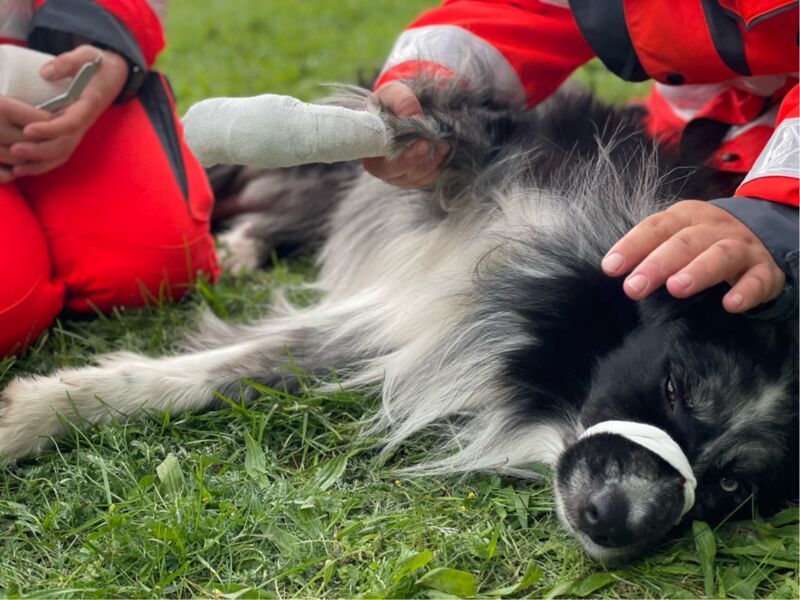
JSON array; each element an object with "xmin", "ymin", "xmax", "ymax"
[
  {"xmin": 6, "ymin": 44, "xmax": 128, "ymax": 179},
  {"xmin": 601, "ymin": 200, "xmax": 785, "ymax": 313}
]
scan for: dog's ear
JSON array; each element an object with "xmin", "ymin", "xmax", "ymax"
[
  {"xmin": 641, "ymin": 281, "xmax": 799, "ymax": 329},
  {"xmin": 641, "ymin": 284, "xmax": 799, "ymax": 376}
]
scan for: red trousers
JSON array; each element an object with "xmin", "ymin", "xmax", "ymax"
[{"xmin": 0, "ymin": 75, "xmax": 219, "ymax": 357}]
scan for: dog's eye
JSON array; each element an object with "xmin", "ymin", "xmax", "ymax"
[
  {"xmin": 665, "ymin": 376, "xmax": 680, "ymax": 410},
  {"xmin": 720, "ymin": 477, "xmax": 739, "ymax": 493}
]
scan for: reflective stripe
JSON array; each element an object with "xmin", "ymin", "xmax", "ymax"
[
  {"xmin": 732, "ymin": 74, "xmax": 792, "ymax": 96},
  {"xmin": 654, "ymin": 82, "xmax": 730, "ymax": 121},
  {"xmin": 722, "ymin": 104, "xmax": 778, "ymax": 141},
  {"xmin": 539, "ymin": 0, "xmax": 570, "ymax": 7},
  {"xmin": 381, "ymin": 25, "xmax": 526, "ymax": 107},
  {"xmin": 0, "ymin": 0, "xmax": 33, "ymax": 40},
  {"xmin": 741, "ymin": 117, "xmax": 800, "ymax": 183},
  {"xmin": 655, "ymin": 77, "xmax": 787, "ymax": 123}
]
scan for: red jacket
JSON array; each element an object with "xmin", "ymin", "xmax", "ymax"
[{"xmin": 378, "ymin": 0, "xmax": 799, "ymax": 314}]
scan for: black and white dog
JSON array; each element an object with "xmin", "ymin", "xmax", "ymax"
[{"xmin": 1, "ymin": 81, "xmax": 797, "ymax": 565}]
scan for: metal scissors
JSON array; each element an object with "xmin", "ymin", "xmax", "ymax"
[{"xmin": 36, "ymin": 55, "xmax": 102, "ymax": 112}]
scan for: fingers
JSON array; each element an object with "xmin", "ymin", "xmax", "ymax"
[
  {"xmin": 0, "ymin": 123, "xmax": 29, "ymax": 146},
  {"xmin": 602, "ymin": 205, "xmax": 696, "ymax": 279},
  {"xmin": 372, "ymin": 81, "xmax": 423, "ymax": 117},
  {"xmin": 621, "ymin": 221, "xmax": 747, "ymax": 299},
  {"xmin": 0, "ymin": 97, "xmax": 52, "ymax": 129},
  {"xmin": 0, "ymin": 145, "xmax": 26, "ymax": 165},
  {"xmin": 9, "ymin": 100, "xmax": 93, "ymax": 171},
  {"xmin": 22, "ymin": 98, "xmax": 94, "ymax": 140},
  {"xmin": 39, "ymin": 44, "xmax": 102, "ymax": 81},
  {"xmin": 363, "ymin": 139, "xmax": 428, "ymax": 180},
  {"xmin": 386, "ymin": 160, "xmax": 442, "ymax": 188},
  {"xmin": 0, "ymin": 98, "xmax": 50, "ymax": 181},
  {"xmin": 362, "ymin": 82, "xmax": 449, "ymax": 188},
  {"xmin": 10, "ymin": 136, "xmax": 73, "ymax": 165},
  {"xmin": 363, "ymin": 139, "xmax": 449, "ymax": 187},
  {"xmin": 602, "ymin": 199, "xmax": 788, "ymax": 313},
  {"xmin": 723, "ymin": 264, "xmax": 785, "ymax": 313},
  {"xmin": 11, "ymin": 158, "xmax": 63, "ymax": 178},
  {"xmin": 0, "ymin": 166, "xmax": 14, "ymax": 183},
  {"xmin": 663, "ymin": 239, "xmax": 747, "ymax": 298}
]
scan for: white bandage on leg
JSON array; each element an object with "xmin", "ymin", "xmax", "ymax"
[
  {"xmin": 580, "ymin": 420, "xmax": 697, "ymax": 521},
  {"xmin": 0, "ymin": 45, "xmax": 69, "ymax": 106},
  {"xmin": 181, "ymin": 94, "xmax": 392, "ymax": 168}
]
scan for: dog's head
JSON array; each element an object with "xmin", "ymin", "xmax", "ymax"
[{"xmin": 554, "ymin": 288, "xmax": 798, "ymax": 565}]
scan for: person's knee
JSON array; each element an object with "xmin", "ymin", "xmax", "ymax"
[
  {"xmin": 0, "ymin": 185, "xmax": 65, "ymax": 357},
  {"xmin": 0, "ymin": 273, "xmax": 64, "ymax": 358},
  {"xmin": 62, "ymin": 232, "xmax": 219, "ymax": 313}
]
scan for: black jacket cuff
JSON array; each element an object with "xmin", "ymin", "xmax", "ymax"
[
  {"xmin": 27, "ymin": 0, "xmax": 147, "ymax": 100},
  {"xmin": 568, "ymin": 0, "xmax": 648, "ymax": 82},
  {"xmin": 711, "ymin": 195, "xmax": 799, "ymax": 320}
]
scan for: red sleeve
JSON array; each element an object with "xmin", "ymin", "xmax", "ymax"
[
  {"xmin": 92, "ymin": 0, "xmax": 164, "ymax": 65},
  {"xmin": 33, "ymin": 0, "xmax": 164, "ymax": 66},
  {"xmin": 735, "ymin": 84, "xmax": 799, "ymax": 207},
  {"xmin": 376, "ymin": 0, "xmax": 595, "ymax": 108}
]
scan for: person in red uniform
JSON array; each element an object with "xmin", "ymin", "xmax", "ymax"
[
  {"xmin": 0, "ymin": 0, "xmax": 219, "ymax": 357},
  {"xmin": 364, "ymin": 0, "xmax": 798, "ymax": 319}
]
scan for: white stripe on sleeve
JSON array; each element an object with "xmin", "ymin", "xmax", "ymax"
[
  {"xmin": 722, "ymin": 104, "xmax": 778, "ymax": 142},
  {"xmin": 381, "ymin": 25, "xmax": 527, "ymax": 107},
  {"xmin": 740, "ymin": 117, "xmax": 800, "ymax": 184}
]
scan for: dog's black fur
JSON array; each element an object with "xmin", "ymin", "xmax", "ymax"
[
  {"xmin": 211, "ymin": 83, "xmax": 798, "ymax": 562},
  {"xmin": 2, "ymin": 81, "xmax": 796, "ymax": 565}
]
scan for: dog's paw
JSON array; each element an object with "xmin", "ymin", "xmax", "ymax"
[
  {"xmin": 0, "ymin": 376, "xmax": 67, "ymax": 464},
  {"xmin": 217, "ymin": 220, "xmax": 261, "ymax": 273}
]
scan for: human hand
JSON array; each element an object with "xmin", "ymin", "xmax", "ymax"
[
  {"xmin": 362, "ymin": 81, "xmax": 449, "ymax": 187},
  {"xmin": 8, "ymin": 45, "xmax": 129, "ymax": 177},
  {"xmin": 0, "ymin": 97, "xmax": 51, "ymax": 183},
  {"xmin": 601, "ymin": 199, "xmax": 785, "ymax": 313}
]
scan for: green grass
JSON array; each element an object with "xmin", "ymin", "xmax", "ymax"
[{"xmin": 1, "ymin": 1, "xmax": 798, "ymax": 597}]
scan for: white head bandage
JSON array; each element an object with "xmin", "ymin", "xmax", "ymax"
[
  {"xmin": 580, "ymin": 420, "xmax": 697, "ymax": 521},
  {"xmin": 182, "ymin": 93, "xmax": 392, "ymax": 168}
]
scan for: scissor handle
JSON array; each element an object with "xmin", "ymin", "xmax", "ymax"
[{"xmin": 36, "ymin": 55, "xmax": 102, "ymax": 112}]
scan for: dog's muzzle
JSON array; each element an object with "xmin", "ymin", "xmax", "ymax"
[{"xmin": 580, "ymin": 420, "xmax": 697, "ymax": 521}]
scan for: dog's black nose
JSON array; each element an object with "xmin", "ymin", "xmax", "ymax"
[{"xmin": 579, "ymin": 485, "xmax": 635, "ymax": 547}]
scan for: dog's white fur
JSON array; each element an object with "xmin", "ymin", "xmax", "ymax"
[{"xmin": 2, "ymin": 84, "xmax": 795, "ymax": 565}]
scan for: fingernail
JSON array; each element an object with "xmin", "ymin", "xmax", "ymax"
[
  {"xmin": 40, "ymin": 63, "xmax": 56, "ymax": 80},
  {"xmin": 728, "ymin": 293, "xmax": 744, "ymax": 308},
  {"xmin": 602, "ymin": 252, "xmax": 624, "ymax": 273},
  {"xmin": 670, "ymin": 273, "xmax": 693, "ymax": 289},
  {"xmin": 625, "ymin": 274, "xmax": 648, "ymax": 294},
  {"xmin": 414, "ymin": 141, "xmax": 429, "ymax": 158}
]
